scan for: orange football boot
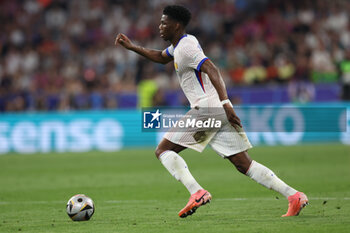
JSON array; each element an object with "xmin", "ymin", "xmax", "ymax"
[
  {"xmin": 282, "ymin": 192, "xmax": 309, "ymax": 217},
  {"xmin": 178, "ymin": 189, "xmax": 212, "ymax": 218}
]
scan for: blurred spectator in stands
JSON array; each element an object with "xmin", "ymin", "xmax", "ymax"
[
  {"xmin": 310, "ymin": 39, "xmax": 337, "ymax": 82},
  {"xmin": 288, "ymin": 54, "xmax": 315, "ymax": 103},
  {"xmin": 137, "ymin": 64, "xmax": 158, "ymax": 108},
  {"xmin": 244, "ymin": 57, "xmax": 267, "ymax": 84},
  {"xmin": 275, "ymin": 54, "xmax": 295, "ymax": 82}
]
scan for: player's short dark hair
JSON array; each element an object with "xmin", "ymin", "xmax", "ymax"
[{"xmin": 163, "ymin": 5, "xmax": 191, "ymax": 27}]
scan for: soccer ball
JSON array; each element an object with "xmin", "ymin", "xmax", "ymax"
[{"xmin": 66, "ymin": 194, "xmax": 95, "ymax": 221}]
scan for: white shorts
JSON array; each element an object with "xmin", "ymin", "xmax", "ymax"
[
  {"xmin": 163, "ymin": 108, "xmax": 252, "ymax": 158},
  {"xmin": 208, "ymin": 122, "xmax": 252, "ymax": 158}
]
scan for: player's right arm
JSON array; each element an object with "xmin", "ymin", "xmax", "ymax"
[{"xmin": 115, "ymin": 33, "xmax": 173, "ymax": 64}]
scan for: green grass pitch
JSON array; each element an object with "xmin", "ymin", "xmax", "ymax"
[{"xmin": 0, "ymin": 144, "xmax": 349, "ymax": 233}]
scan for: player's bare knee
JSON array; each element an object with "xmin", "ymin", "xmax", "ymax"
[
  {"xmin": 155, "ymin": 146, "xmax": 164, "ymax": 159},
  {"xmin": 235, "ymin": 163, "xmax": 248, "ymax": 174},
  {"xmin": 227, "ymin": 152, "xmax": 252, "ymax": 174},
  {"xmin": 235, "ymin": 159, "xmax": 252, "ymax": 174}
]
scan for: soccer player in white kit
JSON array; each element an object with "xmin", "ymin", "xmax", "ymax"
[{"xmin": 116, "ymin": 5, "xmax": 308, "ymax": 218}]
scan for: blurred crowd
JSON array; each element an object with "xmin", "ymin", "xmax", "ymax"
[{"xmin": 1, "ymin": 0, "xmax": 350, "ymax": 112}]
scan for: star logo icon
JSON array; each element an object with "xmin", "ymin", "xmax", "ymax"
[{"xmin": 150, "ymin": 109, "xmax": 162, "ymax": 122}]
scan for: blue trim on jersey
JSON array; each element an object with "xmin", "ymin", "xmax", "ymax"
[
  {"xmin": 194, "ymin": 70, "xmax": 205, "ymax": 93},
  {"xmin": 165, "ymin": 48, "xmax": 173, "ymax": 57},
  {"xmin": 196, "ymin": 57, "xmax": 209, "ymax": 71},
  {"xmin": 174, "ymin": 34, "xmax": 188, "ymax": 49}
]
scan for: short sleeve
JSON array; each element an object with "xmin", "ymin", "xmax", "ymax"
[
  {"xmin": 180, "ymin": 42, "xmax": 208, "ymax": 71},
  {"xmin": 165, "ymin": 45, "xmax": 174, "ymax": 57}
]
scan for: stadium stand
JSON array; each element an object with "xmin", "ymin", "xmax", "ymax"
[{"xmin": 0, "ymin": 0, "xmax": 349, "ymax": 111}]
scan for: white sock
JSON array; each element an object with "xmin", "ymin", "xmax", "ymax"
[
  {"xmin": 246, "ymin": 160, "xmax": 298, "ymax": 198},
  {"xmin": 159, "ymin": 150, "xmax": 203, "ymax": 195}
]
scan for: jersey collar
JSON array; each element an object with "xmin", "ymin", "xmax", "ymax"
[{"xmin": 174, "ymin": 34, "xmax": 188, "ymax": 49}]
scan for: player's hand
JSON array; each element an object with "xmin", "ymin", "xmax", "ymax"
[
  {"xmin": 115, "ymin": 33, "xmax": 134, "ymax": 50},
  {"xmin": 223, "ymin": 104, "xmax": 242, "ymax": 131}
]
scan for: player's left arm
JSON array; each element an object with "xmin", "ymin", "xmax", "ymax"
[{"xmin": 200, "ymin": 60, "xmax": 242, "ymax": 129}]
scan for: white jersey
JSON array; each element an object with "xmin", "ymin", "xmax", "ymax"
[
  {"xmin": 163, "ymin": 35, "xmax": 252, "ymax": 156},
  {"xmin": 166, "ymin": 34, "xmax": 220, "ymax": 108}
]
